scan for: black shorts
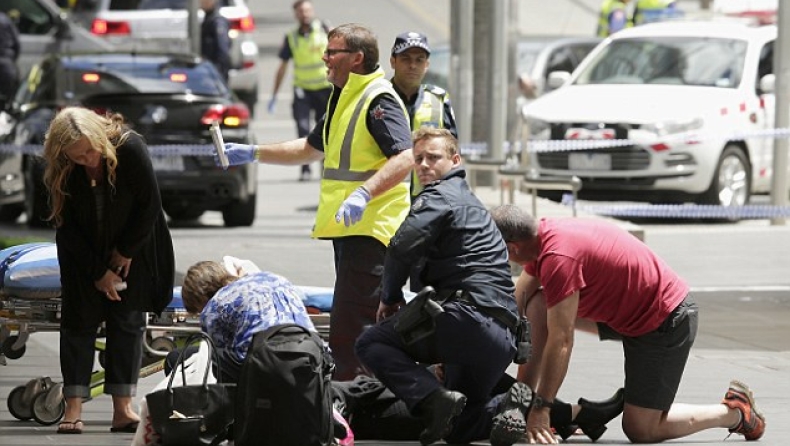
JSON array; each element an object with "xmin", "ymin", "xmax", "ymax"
[{"xmin": 597, "ymin": 296, "xmax": 698, "ymax": 410}]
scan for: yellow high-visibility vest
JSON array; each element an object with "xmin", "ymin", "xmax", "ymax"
[
  {"xmin": 313, "ymin": 68, "xmax": 410, "ymax": 245},
  {"xmin": 288, "ymin": 19, "xmax": 331, "ymax": 91}
]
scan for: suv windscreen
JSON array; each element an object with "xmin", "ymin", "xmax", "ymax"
[{"xmin": 576, "ymin": 37, "xmax": 748, "ymax": 88}]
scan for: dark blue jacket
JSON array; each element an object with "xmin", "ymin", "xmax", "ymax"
[
  {"xmin": 382, "ymin": 167, "xmax": 518, "ymax": 326},
  {"xmin": 201, "ymin": 7, "xmax": 231, "ymax": 82}
]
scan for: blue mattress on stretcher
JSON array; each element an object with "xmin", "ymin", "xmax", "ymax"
[
  {"xmin": 0, "ymin": 243, "xmax": 61, "ymax": 298},
  {"xmin": 0, "ymin": 243, "xmax": 336, "ymax": 311}
]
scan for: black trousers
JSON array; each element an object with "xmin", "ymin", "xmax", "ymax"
[
  {"xmin": 355, "ymin": 301, "xmax": 516, "ymax": 444},
  {"xmin": 60, "ymin": 303, "xmax": 145, "ymax": 398},
  {"xmin": 330, "ymin": 236, "xmax": 386, "ymax": 380}
]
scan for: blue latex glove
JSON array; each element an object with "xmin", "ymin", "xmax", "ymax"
[
  {"xmin": 267, "ymin": 97, "xmax": 276, "ymax": 114},
  {"xmin": 218, "ymin": 143, "xmax": 257, "ymax": 167},
  {"xmin": 335, "ymin": 186, "xmax": 371, "ymax": 227}
]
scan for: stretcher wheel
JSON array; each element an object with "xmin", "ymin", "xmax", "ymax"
[
  {"xmin": 1, "ymin": 336, "xmax": 26, "ymax": 360},
  {"xmin": 32, "ymin": 384, "xmax": 64, "ymax": 426},
  {"xmin": 150, "ymin": 336, "xmax": 177, "ymax": 353},
  {"xmin": 7, "ymin": 385, "xmax": 33, "ymax": 420}
]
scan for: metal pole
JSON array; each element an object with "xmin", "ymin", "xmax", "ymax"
[
  {"xmin": 188, "ymin": 0, "xmax": 200, "ymax": 55},
  {"xmin": 771, "ymin": 2, "xmax": 789, "ymax": 225},
  {"xmin": 454, "ymin": 0, "xmax": 474, "ymax": 146},
  {"xmin": 487, "ymin": 0, "xmax": 507, "ymax": 160}
]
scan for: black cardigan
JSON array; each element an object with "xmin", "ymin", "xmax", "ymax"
[{"xmin": 56, "ymin": 133, "xmax": 174, "ymax": 329}]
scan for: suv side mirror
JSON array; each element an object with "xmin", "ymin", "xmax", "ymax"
[
  {"xmin": 759, "ymin": 74, "xmax": 775, "ymax": 95},
  {"xmin": 547, "ymin": 71, "xmax": 572, "ymax": 90}
]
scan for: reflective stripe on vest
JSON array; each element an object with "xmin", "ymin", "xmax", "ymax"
[{"xmin": 322, "ymin": 83, "xmax": 393, "ymax": 182}]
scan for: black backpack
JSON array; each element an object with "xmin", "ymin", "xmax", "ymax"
[{"xmin": 234, "ymin": 323, "xmax": 335, "ymax": 446}]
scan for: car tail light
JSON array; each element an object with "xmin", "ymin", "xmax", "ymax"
[
  {"xmin": 91, "ymin": 19, "xmax": 131, "ymax": 35},
  {"xmin": 82, "ymin": 73, "xmax": 100, "ymax": 83},
  {"xmin": 229, "ymin": 15, "xmax": 255, "ymax": 32},
  {"xmin": 200, "ymin": 104, "xmax": 251, "ymax": 127},
  {"xmin": 169, "ymin": 73, "xmax": 188, "ymax": 83},
  {"xmin": 242, "ymin": 60, "xmax": 255, "ymax": 69}
]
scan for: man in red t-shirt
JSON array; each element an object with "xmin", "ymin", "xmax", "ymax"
[{"xmin": 491, "ymin": 205, "xmax": 765, "ymax": 444}]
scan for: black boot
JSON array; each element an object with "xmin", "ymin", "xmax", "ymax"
[
  {"xmin": 490, "ymin": 382, "xmax": 532, "ymax": 446},
  {"xmin": 549, "ymin": 388, "xmax": 624, "ymax": 442},
  {"xmin": 417, "ymin": 388, "xmax": 467, "ymax": 445},
  {"xmin": 548, "ymin": 398, "xmax": 576, "ymax": 441},
  {"xmin": 573, "ymin": 387, "xmax": 625, "ymax": 442}
]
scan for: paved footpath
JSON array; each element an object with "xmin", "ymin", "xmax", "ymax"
[{"xmin": 1, "ymin": 173, "xmax": 788, "ymax": 445}]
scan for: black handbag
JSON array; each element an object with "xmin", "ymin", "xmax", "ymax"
[{"xmin": 146, "ymin": 332, "xmax": 236, "ymax": 446}]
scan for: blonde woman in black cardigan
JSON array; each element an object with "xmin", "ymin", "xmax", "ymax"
[{"xmin": 43, "ymin": 107, "xmax": 175, "ymax": 435}]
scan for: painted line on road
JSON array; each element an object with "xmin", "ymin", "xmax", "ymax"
[{"xmin": 690, "ymin": 285, "xmax": 790, "ymax": 293}]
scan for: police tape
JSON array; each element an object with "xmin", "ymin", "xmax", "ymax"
[
  {"xmin": 4, "ymin": 126, "xmax": 790, "ymax": 156},
  {"xmin": 459, "ymin": 127, "xmax": 790, "ymax": 155},
  {"xmin": 0, "ymin": 144, "xmax": 216, "ymax": 156},
  {"xmin": 559, "ymin": 194, "xmax": 790, "ymax": 220},
  {"xmin": 2, "ymin": 143, "xmax": 789, "ymax": 221}
]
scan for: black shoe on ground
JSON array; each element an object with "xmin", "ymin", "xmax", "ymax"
[
  {"xmin": 490, "ymin": 382, "xmax": 532, "ymax": 446},
  {"xmin": 418, "ymin": 389, "xmax": 467, "ymax": 445}
]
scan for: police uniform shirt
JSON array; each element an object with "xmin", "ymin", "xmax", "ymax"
[
  {"xmin": 306, "ymin": 88, "xmax": 413, "ymax": 156},
  {"xmin": 391, "ymin": 82, "xmax": 458, "ymax": 139}
]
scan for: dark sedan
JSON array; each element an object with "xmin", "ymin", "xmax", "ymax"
[{"xmin": 0, "ymin": 52, "xmax": 257, "ymax": 227}]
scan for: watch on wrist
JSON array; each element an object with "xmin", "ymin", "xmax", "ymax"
[{"xmin": 532, "ymin": 394, "xmax": 554, "ymax": 410}]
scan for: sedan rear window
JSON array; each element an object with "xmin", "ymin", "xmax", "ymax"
[{"xmin": 111, "ymin": 0, "xmax": 231, "ymax": 9}]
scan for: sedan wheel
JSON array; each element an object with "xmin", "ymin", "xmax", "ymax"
[{"xmin": 700, "ymin": 145, "xmax": 750, "ymax": 207}]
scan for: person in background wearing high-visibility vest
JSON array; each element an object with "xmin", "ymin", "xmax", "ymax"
[
  {"xmin": 218, "ymin": 23, "xmax": 414, "ymax": 381},
  {"xmin": 269, "ymin": 0, "xmax": 333, "ymax": 181},
  {"xmin": 633, "ymin": 0, "xmax": 682, "ymax": 25},
  {"xmin": 596, "ymin": 0, "xmax": 632, "ymax": 37}
]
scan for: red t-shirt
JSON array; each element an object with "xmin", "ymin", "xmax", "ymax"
[{"xmin": 524, "ymin": 218, "xmax": 688, "ymax": 337}]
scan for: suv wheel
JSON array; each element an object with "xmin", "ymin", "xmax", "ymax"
[
  {"xmin": 0, "ymin": 204, "xmax": 24, "ymax": 222},
  {"xmin": 222, "ymin": 194, "xmax": 256, "ymax": 227},
  {"xmin": 24, "ymin": 158, "xmax": 51, "ymax": 228}
]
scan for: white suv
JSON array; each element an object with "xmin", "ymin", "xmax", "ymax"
[
  {"xmin": 523, "ymin": 21, "xmax": 777, "ymax": 207},
  {"xmin": 68, "ymin": 0, "xmax": 260, "ymax": 113}
]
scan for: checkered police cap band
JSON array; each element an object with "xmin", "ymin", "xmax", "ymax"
[{"xmin": 392, "ymin": 32, "xmax": 431, "ymax": 56}]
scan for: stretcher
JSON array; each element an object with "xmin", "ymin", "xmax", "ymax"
[{"xmin": 0, "ymin": 243, "xmax": 335, "ymax": 426}]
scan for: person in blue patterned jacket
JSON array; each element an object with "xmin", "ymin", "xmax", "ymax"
[{"xmin": 176, "ymin": 260, "xmax": 317, "ymax": 382}]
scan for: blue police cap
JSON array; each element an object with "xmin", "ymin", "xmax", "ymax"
[{"xmin": 392, "ymin": 31, "xmax": 431, "ymax": 56}]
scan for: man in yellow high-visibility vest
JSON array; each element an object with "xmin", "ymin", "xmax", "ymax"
[{"xmin": 219, "ymin": 23, "xmax": 414, "ymax": 381}]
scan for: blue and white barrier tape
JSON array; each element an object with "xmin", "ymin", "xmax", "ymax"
[
  {"xmin": 560, "ymin": 195, "xmax": 790, "ymax": 220},
  {"xmin": 457, "ymin": 127, "xmax": 790, "ymax": 156},
  {"xmin": 0, "ymin": 144, "xmax": 216, "ymax": 156},
  {"xmin": 4, "ymin": 127, "xmax": 790, "ymax": 157}
]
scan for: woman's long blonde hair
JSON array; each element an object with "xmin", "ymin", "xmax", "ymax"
[{"xmin": 43, "ymin": 107, "xmax": 132, "ymax": 227}]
